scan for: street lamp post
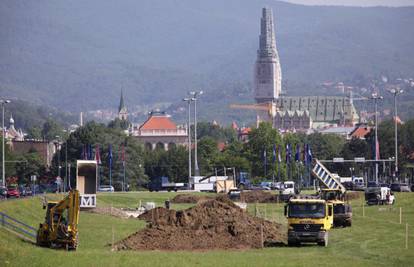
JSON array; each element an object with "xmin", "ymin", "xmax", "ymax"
[
  {"xmin": 182, "ymin": 97, "xmax": 194, "ymax": 182},
  {"xmin": 1, "ymin": 99, "xmax": 11, "ymax": 187},
  {"xmin": 55, "ymin": 136, "xmax": 62, "ymax": 192},
  {"xmin": 371, "ymin": 92, "xmax": 383, "ymax": 184},
  {"xmin": 388, "ymin": 88, "xmax": 404, "ymax": 181},
  {"xmin": 65, "ymin": 136, "xmax": 68, "ymax": 192},
  {"xmin": 190, "ymin": 91, "xmax": 203, "ymax": 176}
]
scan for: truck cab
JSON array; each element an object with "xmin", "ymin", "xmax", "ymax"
[
  {"xmin": 279, "ymin": 181, "xmax": 296, "ymax": 202},
  {"xmin": 285, "ymin": 198, "xmax": 333, "ymax": 246},
  {"xmin": 365, "ymin": 186, "xmax": 394, "ymax": 205}
]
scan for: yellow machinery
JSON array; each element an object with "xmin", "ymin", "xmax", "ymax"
[
  {"xmin": 36, "ymin": 189, "xmax": 80, "ymax": 250},
  {"xmin": 284, "ymin": 198, "xmax": 333, "ymax": 247},
  {"xmin": 320, "ymin": 188, "xmax": 352, "ymax": 227}
]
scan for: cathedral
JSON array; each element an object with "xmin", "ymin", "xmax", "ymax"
[{"xmin": 253, "ymin": 7, "xmax": 359, "ymax": 131}]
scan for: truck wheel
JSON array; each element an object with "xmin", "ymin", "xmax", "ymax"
[
  {"xmin": 287, "ymin": 240, "xmax": 297, "ymax": 247},
  {"xmin": 318, "ymin": 232, "xmax": 328, "ymax": 247}
]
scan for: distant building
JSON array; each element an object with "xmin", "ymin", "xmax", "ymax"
[
  {"xmin": 273, "ymin": 110, "xmax": 312, "ymax": 132},
  {"xmin": 319, "ymin": 126, "xmax": 355, "ymax": 138},
  {"xmin": 248, "ymin": 7, "xmax": 359, "ymax": 132},
  {"xmin": 11, "ymin": 140, "xmax": 56, "ymax": 167},
  {"xmin": 5, "ymin": 115, "xmax": 24, "ymax": 141},
  {"xmin": 274, "ymin": 96, "xmax": 358, "ymax": 126},
  {"xmin": 118, "ymin": 90, "xmax": 128, "ymax": 121},
  {"xmin": 131, "ymin": 110, "xmax": 187, "ymax": 150},
  {"xmin": 349, "ymin": 124, "xmax": 372, "ymax": 139},
  {"xmin": 1, "ymin": 115, "xmax": 56, "ymax": 167}
]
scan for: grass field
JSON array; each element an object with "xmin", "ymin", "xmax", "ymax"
[{"xmin": 0, "ymin": 191, "xmax": 413, "ymax": 267}]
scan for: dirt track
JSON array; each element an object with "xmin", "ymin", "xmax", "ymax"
[{"xmin": 114, "ymin": 197, "xmax": 285, "ymax": 250}]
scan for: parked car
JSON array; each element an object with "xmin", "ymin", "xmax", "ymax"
[
  {"xmin": 6, "ymin": 185, "xmax": 20, "ymax": 198},
  {"xmin": 259, "ymin": 181, "xmax": 272, "ymax": 190},
  {"xmin": 98, "ymin": 185, "xmax": 115, "ymax": 192},
  {"xmin": 18, "ymin": 185, "xmax": 28, "ymax": 197},
  {"xmin": 390, "ymin": 183, "xmax": 411, "ymax": 192}
]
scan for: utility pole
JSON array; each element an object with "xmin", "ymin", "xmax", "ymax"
[
  {"xmin": 388, "ymin": 88, "xmax": 404, "ymax": 181},
  {"xmin": 65, "ymin": 139, "xmax": 68, "ymax": 192},
  {"xmin": 190, "ymin": 91, "xmax": 203, "ymax": 176},
  {"xmin": 371, "ymin": 92, "xmax": 383, "ymax": 184},
  {"xmin": 182, "ymin": 97, "xmax": 194, "ymax": 182},
  {"xmin": 1, "ymin": 99, "xmax": 10, "ymax": 187}
]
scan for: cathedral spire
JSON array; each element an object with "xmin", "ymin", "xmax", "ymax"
[
  {"xmin": 258, "ymin": 7, "xmax": 277, "ymax": 58},
  {"xmin": 118, "ymin": 89, "xmax": 128, "ymax": 121},
  {"xmin": 119, "ymin": 89, "xmax": 125, "ymax": 113},
  {"xmin": 254, "ymin": 7, "xmax": 282, "ymax": 104}
]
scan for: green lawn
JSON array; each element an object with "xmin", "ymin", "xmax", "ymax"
[{"xmin": 0, "ymin": 191, "xmax": 413, "ymax": 267}]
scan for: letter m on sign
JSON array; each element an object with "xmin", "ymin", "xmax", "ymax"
[{"xmin": 80, "ymin": 194, "xmax": 96, "ymax": 208}]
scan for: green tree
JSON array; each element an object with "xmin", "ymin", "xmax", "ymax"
[
  {"xmin": 15, "ymin": 151, "xmax": 46, "ymax": 185},
  {"xmin": 108, "ymin": 118, "xmax": 130, "ymax": 130},
  {"xmin": 41, "ymin": 119, "xmax": 64, "ymax": 141},
  {"xmin": 197, "ymin": 137, "xmax": 220, "ymax": 174},
  {"xmin": 245, "ymin": 122, "xmax": 282, "ymax": 178},
  {"xmin": 26, "ymin": 126, "xmax": 42, "ymax": 140}
]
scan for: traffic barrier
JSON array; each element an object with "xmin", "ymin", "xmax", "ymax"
[{"xmin": 0, "ymin": 211, "xmax": 37, "ymax": 241}]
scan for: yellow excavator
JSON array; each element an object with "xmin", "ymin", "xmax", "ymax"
[{"xmin": 36, "ymin": 189, "xmax": 80, "ymax": 250}]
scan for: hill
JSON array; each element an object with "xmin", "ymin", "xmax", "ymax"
[{"xmin": 1, "ymin": 0, "xmax": 414, "ymax": 122}]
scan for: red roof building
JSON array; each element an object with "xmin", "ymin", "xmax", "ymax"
[
  {"xmin": 132, "ymin": 111, "xmax": 187, "ymax": 150},
  {"xmin": 349, "ymin": 125, "xmax": 372, "ymax": 139}
]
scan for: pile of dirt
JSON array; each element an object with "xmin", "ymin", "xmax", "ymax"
[
  {"xmin": 114, "ymin": 198, "xmax": 285, "ymax": 250},
  {"xmin": 88, "ymin": 207, "xmax": 130, "ymax": 219},
  {"xmin": 346, "ymin": 191, "xmax": 362, "ymax": 200},
  {"xmin": 170, "ymin": 194, "xmax": 212, "ymax": 203},
  {"xmin": 240, "ymin": 191, "xmax": 278, "ymax": 203}
]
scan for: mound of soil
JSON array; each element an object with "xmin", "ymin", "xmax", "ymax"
[
  {"xmin": 240, "ymin": 191, "xmax": 278, "ymax": 203},
  {"xmin": 88, "ymin": 207, "xmax": 129, "ymax": 219},
  {"xmin": 114, "ymin": 198, "xmax": 285, "ymax": 251},
  {"xmin": 170, "ymin": 194, "xmax": 212, "ymax": 203},
  {"xmin": 346, "ymin": 191, "xmax": 362, "ymax": 200}
]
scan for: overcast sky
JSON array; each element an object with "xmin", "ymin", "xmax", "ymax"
[{"xmin": 282, "ymin": 0, "xmax": 414, "ymax": 7}]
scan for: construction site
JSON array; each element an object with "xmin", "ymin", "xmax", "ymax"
[{"xmin": 0, "ymin": 158, "xmax": 412, "ymax": 266}]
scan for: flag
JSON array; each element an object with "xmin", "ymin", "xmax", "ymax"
[
  {"xmin": 108, "ymin": 144, "xmax": 113, "ymax": 167},
  {"xmin": 272, "ymin": 144, "xmax": 277, "ymax": 163},
  {"xmin": 295, "ymin": 144, "xmax": 300, "ymax": 162},
  {"xmin": 303, "ymin": 144, "xmax": 308, "ymax": 164},
  {"xmin": 82, "ymin": 144, "xmax": 87, "ymax": 160},
  {"xmin": 375, "ymin": 137, "xmax": 380, "ymax": 160},
  {"xmin": 263, "ymin": 149, "xmax": 267, "ymax": 165},
  {"xmin": 94, "ymin": 144, "xmax": 101, "ymax": 165},
  {"xmin": 307, "ymin": 145, "xmax": 313, "ymax": 165},
  {"xmin": 286, "ymin": 144, "xmax": 291, "ymax": 164},
  {"xmin": 278, "ymin": 145, "xmax": 282, "ymax": 163}
]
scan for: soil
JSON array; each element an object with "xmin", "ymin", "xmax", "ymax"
[
  {"xmin": 346, "ymin": 191, "xmax": 362, "ymax": 200},
  {"xmin": 240, "ymin": 191, "xmax": 279, "ymax": 203},
  {"xmin": 88, "ymin": 207, "xmax": 130, "ymax": 219},
  {"xmin": 170, "ymin": 194, "xmax": 212, "ymax": 203},
  {"xmin": 114, "ymin": 197, "xmax": 285, "ymax": 251},
  {"xmin": 171, "ymin": 191, "xmax": 279, "ymax": 204}
]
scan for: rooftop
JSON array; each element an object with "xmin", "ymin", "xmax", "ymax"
[{"xmin": 139, "ymin": 115, "xmax": 177, "ymax": 131}]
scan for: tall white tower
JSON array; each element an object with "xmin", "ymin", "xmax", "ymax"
[{"xmin": 254, "ymin": 7, "xmax": 282, "ymax": 104}]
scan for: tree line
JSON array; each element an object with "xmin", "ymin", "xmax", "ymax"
[{"xmin": 3, "ymin": 118, "xmax": 414, "ymax": 189}]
